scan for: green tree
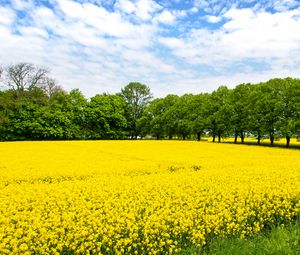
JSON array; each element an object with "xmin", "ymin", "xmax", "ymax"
[
  {"xmin": 86, "ymin": 94, "xmax": 127, "ymax": 139},
  {"xmin": 205, "ymin": 86, "xmax": 231, "ymax": 142},
  {"xmin": 138, "ymin": 98, "xmax": 165, "ymax": 139},
  {"xmin": 0, "ymin": 90, "xmax": 15, "ymax": 140},
  {"xmin": 256, "ymin": 80, "xmax": 282, "ymax": 146},
  {"xmin": 160, "ymin": 95, "xmax": 179, "ymax": 139},
  {"xmin": 121, "ymin": 82, "xmax": 152, "ymax": 139},
  {"xmin": 248, "ymin": 84, "xmax": 265, "ymax": 144},
  {"xmin": 139, "ymin": 95, "xmax": 179, "ymax": 139},
  {"xmin": 67, "ymin": 89, "xmax": 87, "ymax": 139},
  {"xmin": 0, "ymin": 93, "xmax": 74, "ymax": 140},
  {"xmin": 275, "ymin": 78, "xmax": 300, "ymax": 147},
  {"xmin": 229, "ymin": 84, "xmax": 252, "ymax": 143},
  {"xmin": 173, "ymin": 94, "xmax": 194, "ymax": 140},
  {"xmin": 188, "ymin": 93, "xmax": 208, "ymax": 141}
]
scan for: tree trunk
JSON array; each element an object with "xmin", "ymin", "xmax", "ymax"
[
  {"xmin": 212, "ymin": 135, "xmax": 215, "ymax": 142},
  {"xmin": 183, "ymin": 134, "xmax": 186, "ymax": 140},
  {"xmin": 270, "ymin": 136, "xmax": 274, "ymax": 146},
  {"xmin": 234, "ymin": 133, "xmax": 238, "ymax": 143},
  {"xmin": 286, "ymin": 136, "xmax": 290, "ymax": 148},
  {"xmin": 257, "ymin": 132, "xmax": 261, "ymax": 145},
  {"xmin": 168, "ymin": 135, "xmax": 173, "ymax": 140},
  {"xmin": 156, "ymin": 134, "xmax": 160, "ymax": 140},
  {"xmin": 197, "ymin": 132, "xmax": 201, "ymax": 141},
  {"xmin": 241, "ymin": 132, "xmax": 245, "ymax": 143},
  {"xmin": 218, "ymin": 132, "xmax": 221, "ymax": 143}
]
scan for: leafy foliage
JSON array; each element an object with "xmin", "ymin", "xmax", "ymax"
[
  {"xmin": 1, "ymin": 62, "xmax": 300, "ymax": 146},
  {"xmin": 120, "ymin": 82, "xmax": 152, "ymax": 138}
]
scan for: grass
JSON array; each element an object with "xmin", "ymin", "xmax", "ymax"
[{"xmin": 181, "ymin": 218, "xmax": 300, "ymax": 255}]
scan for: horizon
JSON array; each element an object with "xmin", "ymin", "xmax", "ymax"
[{"xmin": 0, "ymin": 0, "xmax": 300, "ymax": 98}]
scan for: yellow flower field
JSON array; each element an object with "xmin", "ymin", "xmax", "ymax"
[{"xmin": 0, "ymin": 140, "xmax": 300, "ymax": 254}]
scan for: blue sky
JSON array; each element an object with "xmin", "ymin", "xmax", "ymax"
[{"xmin": 0, "ymin": 0, "xmax": 300, "ymax": 97}]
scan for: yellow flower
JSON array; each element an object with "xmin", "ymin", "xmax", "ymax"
[{"xmin": 0, "ymin": 140, "xmax": 299, "ymax": 253}]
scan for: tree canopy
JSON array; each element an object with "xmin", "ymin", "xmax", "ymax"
[
  {"xmin": 0, "ymin": 62, "xmax": 300, "ymax": 147},
  {"xmin": 120, "ymin": 82, "xmax": 152, "ymax": 139}
]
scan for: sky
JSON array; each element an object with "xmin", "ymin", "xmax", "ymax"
[{"xmin": 0, "ymin": 0, "xmax": 300, "ymax": 98}]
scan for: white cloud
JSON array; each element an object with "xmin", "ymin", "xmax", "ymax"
[
  {"xmin": 11, "ymin": 0, "xmax": 34, "ymax": 10},
  {"xmin": 194, "ymin": 0, "xmax": 225, "ymax": 15},
  {"xmin": 0, "ymin": 7, "xmax": 16, "ymax": 26},
  {"xmin": 0, "ymin": 0, "xmax": 179, "ymax": 97},
  {"xmin": 160, "ymin": 7, "xmax": 300, "ymax": 70},
  {"xmin": 115, "ymin": 0, "xmax": 162, "ymax": 21},
  {"xmin": 0, "ymin": 1, "xmax": 300, "ymax": 98},
  {"xmin": 189, "ymin": 7, "xmax": 198, "ymax": 13},
  {"xmin": 158, "ymin": 37, "xmax": 185, "ymax": 49},
  {"xmin": 223, "ymin": 7, "xmax": 255, "ymax": 27},
  {"xmin": 56, "ymin": 0, "xmax": 136, "ymax": 38},
  {"xmin": 155, "ymin": 10, "xmax": 176, "ymax": 24},
  {"xmin": 115, "ymin": 0, "xmax": 136, "ymax": 14},
  {"xmin": 32, "ymin": 7, "xmax": 65, "ymax": 35},
  {"xmin": 206, "ymin": 15, "xmax": 222, "ymax": 23},
  {"xmin": 221, "ymin": 8, "xmax": 300, "ymax": 59},
  {"xmin": 273, "ymin": 0, "xmax": 300, "ymax": 12},
  {"xmin": 18, "ymin": 26, "xmax": 49, "ymax": 39},
  {"xmin": 134, "ymin": 0, "xmax": 162, "ymax": 20},
  {"xmin": 56, "ymin": 0, "xmax": 85, "ymax": 18}
]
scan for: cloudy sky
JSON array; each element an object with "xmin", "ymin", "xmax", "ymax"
[{"xmin": 0, "ymin": 0, "xmax": 300, "ymax": 97}]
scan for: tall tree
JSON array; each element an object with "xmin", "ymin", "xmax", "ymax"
[
  {"xmin": 230, "ymin": 84, "xmax": 252, "ymax": 143},
  {"xmin": 139, "ymin": 95, "xmax": 180, "ymax": 139},
  {"xmin": 248, "ymin": 84, "xmax": 265, "ymax": 144},
  {"xmin": 66, "ymin": 89, "xmax": 87, "ymax": 139},
  {"xmin": 160, "ymin": 95, "xmax": 179, "ymax": 139},
  {"xmin": 121, "ymin": 82, "xmax": 152, "ymax": 139},
  {"xmin": 205, "ymin": 86, "xmax": 231, "ymax": 142},
  {"xmin": 258, "ymin": 80, "xmax": 282, "ymax": 146},
  {"xmin": 188, "ymin": 93, "xmax": 208, "ymax": 141},
  {"xmin": 86, "ymin": 94, "xmax": 127, "ymax": 139},
  {"xmin": 5, "ymin": 63, "xmax": 48, "ymax": 98},
  {"xmin": 173, "ymin": 94, "xmax": 194, "ymax": 140},
  {"xmin": 138, "ymin": 98, "xmax": 165, "ymax": 139},
  {"xmin": 275, "ymin": 78, "xmax": 300, "ymax": 147}
]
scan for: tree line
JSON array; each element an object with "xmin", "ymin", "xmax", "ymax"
[{"xmin": 0, "ymin": 63, "xmax": 299, "ymax": 147}]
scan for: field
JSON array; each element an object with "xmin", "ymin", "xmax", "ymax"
[{"xmin": 0, "ymin": 140, "xmax": 300, "ymax": 254}]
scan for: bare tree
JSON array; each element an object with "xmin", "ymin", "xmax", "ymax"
[
  {"xmin": 6, "ymin": 62, "xmax": 48, "ymax": 97},
  {"xmin": 43, "ymin": 77, "xmax": 64, "ymax": 100}
]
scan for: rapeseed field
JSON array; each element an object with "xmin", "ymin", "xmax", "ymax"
[{"xmin": 0, "ymin": 141, "xmax": 300, "ymax": 254}]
